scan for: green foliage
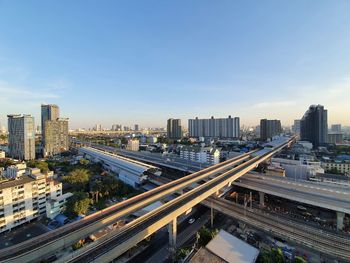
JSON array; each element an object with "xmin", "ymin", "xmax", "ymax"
[
  {"xmin": 0, "ymin": 159, "xmax": 15, "ymax": 168},
  {"xmin": 176, "ymin": 248, "xmax": 190, "ymax": 261},
  {"xmin": 65, "ymin": 192, "xmax": 91, "ymax": 217},
  {"xmin": 197, "ymin": 227, "xmax": 218, "ymax": 246},
  {"xmin": 257, "ymin": 250, "xmax": 274, "ymax": 263},
  {"xmin": 63, "ymin": 168, "xmax": 90, "ymax": 190},
  {"xmin": 27, "ymin": 160, "xmax": 49, "ymax": 173},
  {"xmin": 72, "ymin": 240, "xmax": 85, "ymax": 251},
  {"xmin": 79, "ymin": 158, "xmax": 89, "ymax": 166},
  {"xmin": 327, "ymin": 167, "xmax": 342, "ymax": 175},
  {"xmin": 271, "ymin": 248, "xmax": 285, "ymax": 263},
  {"xmin": 293, "ymin": 256, "xmax": 307, "ymax": 263},
  {"xmin": 258, "ymin": 248, "xmax": 285, "ymax": 263}
]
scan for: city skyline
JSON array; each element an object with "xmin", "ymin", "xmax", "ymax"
[{"xmin": 1, "ymin": 1, "xmax": 350, "ymax": 128}]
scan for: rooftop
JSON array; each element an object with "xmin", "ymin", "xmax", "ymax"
[{"xmin": 0, "ymin": 175, "xmax": 35, "ymax": 191}]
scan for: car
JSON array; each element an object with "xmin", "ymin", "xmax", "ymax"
[{"xmin": 188, "ymin": 218, "xmax": 195, "ymax": 224}]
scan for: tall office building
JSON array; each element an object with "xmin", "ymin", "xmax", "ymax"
[
  {"xmin": 260, "ymin": 119, "xmax": 282, "ymax": 141},
  {"xmin": 167, "ymin": 119, "xmax": 183, "ymax": 140},
  {"xmin": 41, "ymin": 104, "xmax": 69, "ymax": 156},
  {"xmin": 300, "ymin": 105, "xmax": 328, "ymax": 148},
  {"xmin": 292, "ymin": 120, "xmax": 301, "ymax": 135},
  {"xmin": 134, "ymin": 124, "xmax": 139, "ymax": 131},
  {"xmin": 7, "ymin": 114, "xmax": 35, "ymax": 160},
  {"xmin": 188, "ymin": 116, "xmax": 240, "ymax": 139}
]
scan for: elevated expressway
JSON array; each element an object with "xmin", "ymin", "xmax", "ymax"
[
  {"xmin": 57, "ymin": 139, "xmax": 293, "ymax": 263},
  {"xmin": 0, "ymin": 149, "xmax": 256, "ymax": 263},
  {"xmin": 234, "ymin": 172, "xmax": 350, "ymax": 229},
  {"xmin": 0, "ymin": 137, "xmax": 293, "ymax": 263},
  {"xmin": 202, "ymin": 197, "xmax": 350, "ymax": 262}
]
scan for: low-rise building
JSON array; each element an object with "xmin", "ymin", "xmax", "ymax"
[
  {"xmin": 327, "ymin": 132, "xmax": 344, "ymax": 144},
  {"xmin": 271, "ymin": 157, "xmax": 324, "ymax": 180},
  {"xmin": 321, "ymin": 161, "xmax": 350, "ymax": 175},
  {"xmin": 180, "ymin": 146, "xmax": 220, "ymax": 165},
  {"xmin": 0, "ymin": 167, "xmax": 71, "ymax": 233},
  {"xmin": 126, "ymin": 139, "xmax": 139, "ymax": 151},
  {"xmin": 0, "ymin": 151, "xmax": 5, "ymax": 158}
]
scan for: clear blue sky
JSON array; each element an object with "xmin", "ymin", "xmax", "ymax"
[{"xmin": 0, "ymin": 1, "xmax": 350, "ymax": 129}]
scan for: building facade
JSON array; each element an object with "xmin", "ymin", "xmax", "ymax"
[
  {"xmin": 300, "ymin": 105, "xmax": 328, "ymax": 148},
  {"xmin": 188, "ymin": 116, "xmax": 240, "ymax": 139},
  {"xmin": 321, "ymin": 161, "xmax": 350, "ymax": 175},
  {"xmin": 180, "ymin": 146, "xmax": 220, "ymax": 165},
  {"xmin": 0, "ymin": 165, "xmax": 71, "ymax": 233},
  {"xmin": 41, "ymin": 104, "xmax": 69, "ymax": 157},
  {"xmin": 167, "ymin": 118, "xmax": 183, "ymax": 140},
  {"xmin": 260, "ymin": 119, "xmax": 282, "ymax": 141},
  {"xmin": 331, "ymin": 124, "xmax": 342, "ymax": 133},
  {"xmin": 43, "ymin": 119, "xmax": 69, "ymax": 156},
  {"xmin": 126, "ymin": 139, "xmax": 140, "ymax": 151},
  {"xmin": 327, "ymin": 132, "xmax": 344, "ymax": 144},
  {"xmin": 292, "ymin": 120, "xmax": 301, "ymax": 135},
  {"xmin": 7, "ymin": 114, "xmax": 35, "ymax": 160}
]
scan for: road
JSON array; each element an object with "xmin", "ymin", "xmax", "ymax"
[
  {"xmin": 64, "ymin": 141, "xmax": 292, "ymax": 262},
  {"xmin": 128, "ymin": 206, "xmax": 209, "ymax": 263},
  {"xmin": 234, "ymin": 173, "xmax": 350, "ymax": 214},
  {"xmin": 0, "ymin": 149, "xmax": 253, "ymax": 263}
]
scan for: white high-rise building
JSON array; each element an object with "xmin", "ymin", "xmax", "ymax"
[
  {"xmin": 188, "ymin": 116, "xmax": 240, "ymax": 139},
  {"xmin": 7, "ymin": 114, "xmax": 35, "ymax": 160}
]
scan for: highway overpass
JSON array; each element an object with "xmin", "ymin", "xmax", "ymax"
[
  {"xmin": 202, "ymin": 197, "xmax": 350, "ymax": 262},
  {"xmin": 0, "ymin": 137, "xmax": 294, "ymax": 263},
  {"xmin": 233, "ymin": 172, "xmax": 350, "ymax": 229}
]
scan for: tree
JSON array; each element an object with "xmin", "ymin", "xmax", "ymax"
[
  {"xmin": 197, "ymin": 227, "xmax": 218, "ymax": 246},
  {"xmin": 257, "ymin": 251, "xmax": 273, "ymax": 263},
  {"xmin": 293, "ymin": 256, "xmax": 307, "ymax": 263},
  {"xmin": 271, "ymin": 248, "xmax": 285, "ymax": 263},
  {"xmin": 65, "ymin": 192, "xmax": 91, "ymax": 217},
  {"xmin": 27, "ymin": 160, "xmax": 49, "ymax": 174},
  {"xmin": 63, "ymin": 168, "xmax": 90, "ymax": 190},
  {"xmin": 79, "ymin": 158, "xmax": 89, "ymax": 166}
]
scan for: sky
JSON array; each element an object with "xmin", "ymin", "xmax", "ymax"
[{"xmin": 0, "ymin": 1, "xmax": 350, "ymax": 129}]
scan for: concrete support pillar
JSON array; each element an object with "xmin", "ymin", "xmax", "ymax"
[
  {"xmin": 259, "ymin": 191, "xmax": 265, "ymax": 207},
  {"xmin": 249, "ymin": 192, "xmax": 252, "ymax": 210},
  {"xmin": 337, "ymin": 212, "xmax": 345, "ymax": 230},
  {"xmin": 211, "ymin": 202, "xmax": 214, "ymax": 228},
  {"xmin": 168, "ymin": 217, "xmax": 177, "ymax": 262}
]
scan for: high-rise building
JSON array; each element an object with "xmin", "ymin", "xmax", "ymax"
[
  {"xmin": 292, "ymin": 120, "xmax": 301, "ymax": 135},
  {"xmin": 41, "ymin": 104, "xmax": 59, "ymax": 139},
  {"xmin": 167, "ymin": 119, "xmax": 183, "ymax": 140},
  {"xmin": 260, "ymin": 119, "xmax": 282, "ymax": 141},
  {"xmin": 331, "ymin": 124, "xmax": 342, "ymax": 133},
  {"xmin": 41, "ymin": 104, "xmax": 69, "ymax": 156},
  {"xmin": 43, "ymin": 118, "xmax": 69, "ymax": 156},
  {"xmin": 188, "ymin": 116, "xmax": 240, "ymax": 139},
  {"xmin": 7, "ymin": 114, "xmax": 35, "ymax": 160},
  {"xmin": 134, "ymin": 124, "xmax": 139, "ymax": 131},
  {"xmin": 300, "ymin": 105, "xmax": 328, "ymax": 148}
]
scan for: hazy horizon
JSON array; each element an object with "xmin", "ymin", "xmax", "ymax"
[{"xmin": 1, "ymin": 1, "xmax": 350, "ymax": 129}]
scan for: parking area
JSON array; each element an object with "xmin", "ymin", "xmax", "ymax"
[{"xmin": 0, "ymin": 220, "xmax": 50, "ymax": 249}]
